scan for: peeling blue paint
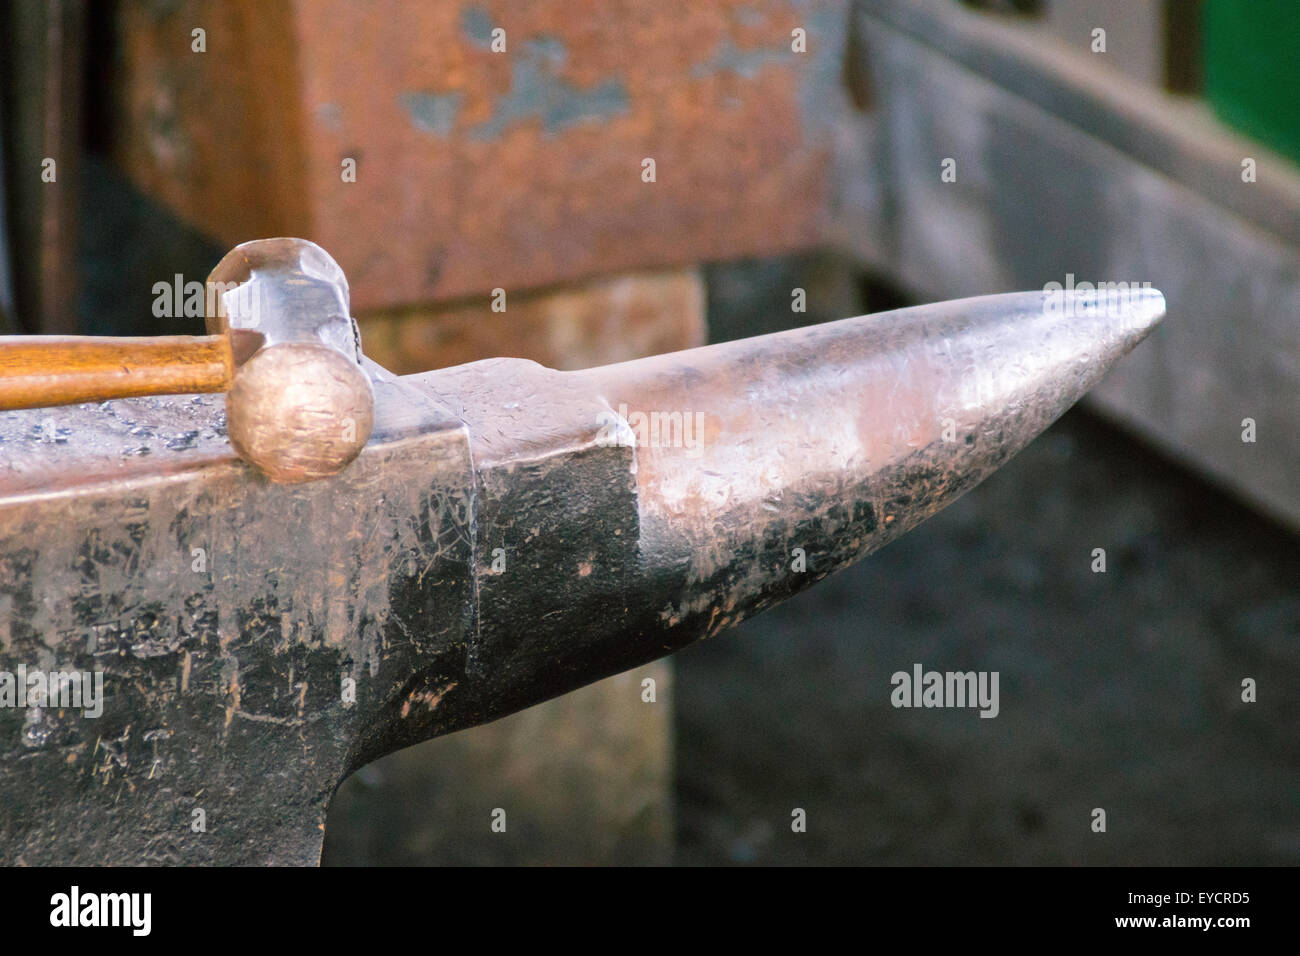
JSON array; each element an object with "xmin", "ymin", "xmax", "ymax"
[
  {"xmin": 527, "ymin": 35, "xmax": 567, "ymax": 67},
  {"xmin": 462, "ymin": 6, "xmax": 494, "ymax": 47},
  {"xmin": 400, "ymin": 91, "xmax": 464, "ymax": 138},
  {"xmin": 398, "ymin": 2, "xmax": 842, "ymax": 144},
  {"xmin": 315, "ymin": 102, "xmax": 342, "ymax": 131},
  {"xmin": 692, "ymin": 37, "xmax": 795, "ymax": 81},
  {"xmin": 469, "ymin": 38, "xmax": 628, "ymax": 139}
]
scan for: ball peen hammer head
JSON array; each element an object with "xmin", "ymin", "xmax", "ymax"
[{"xmin": 206, "ymin": 238, "xmax": 374, "ymax": 483}]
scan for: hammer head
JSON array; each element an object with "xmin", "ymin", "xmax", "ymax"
[
  {"xmin": 206, "ymin": 237, "xmax": 361, "ymax": 361},
  {"xmin": 205, "ymin": 238, "xmax": 374, "ymax": 483}
]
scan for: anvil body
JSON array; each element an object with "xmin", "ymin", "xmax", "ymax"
[{"xmin": 0, "ymin": 290, "xmax": 1163, "ymax": 864}]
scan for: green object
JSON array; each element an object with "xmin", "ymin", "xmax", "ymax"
[{"xmin": 1204, "ymin": 0, "xmax": 1300, "ymax": 164}]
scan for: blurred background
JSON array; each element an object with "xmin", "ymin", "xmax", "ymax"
[{"xmin": 1, "ymin": 0, "xmax": 1295, "ymax": 864}]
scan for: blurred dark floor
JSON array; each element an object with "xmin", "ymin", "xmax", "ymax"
[{"xmin": 673, "ymin": 404, "xmax": 1299, "ymax": 864}]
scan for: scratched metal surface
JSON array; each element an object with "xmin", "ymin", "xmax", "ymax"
[
  {"xmin": 0, "ymin": 377, "xmax": 477, "ymax": 865},
  {"xmin": 415, "ymin": 288, "xmax": 1165, "ymax": 698},
  {"xmin": 587, "ymin": 291, "xmax": 1162, "ymax": 641}
]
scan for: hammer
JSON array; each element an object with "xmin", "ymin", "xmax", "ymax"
[{"xmin": 0, "ymin": 238, "xmax": 373, "ymax": 483}]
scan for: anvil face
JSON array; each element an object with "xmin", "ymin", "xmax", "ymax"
[{"xmin": 0, "ymin": 290, "xmax": 1163, "ymax": 864}]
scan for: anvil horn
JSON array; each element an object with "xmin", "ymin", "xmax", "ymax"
[{"xmin": 0, "ymin": 287, "xmax": 1162, "ymax": 864}]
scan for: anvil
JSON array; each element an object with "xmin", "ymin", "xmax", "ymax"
[{"xmin": 0, "ymin": 285, "xmax": 1163, "ymax": 865}]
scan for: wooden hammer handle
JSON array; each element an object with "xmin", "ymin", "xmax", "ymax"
[{"xmin": 0, "ymin": 335, "xmax": 234, "ymax": 410}]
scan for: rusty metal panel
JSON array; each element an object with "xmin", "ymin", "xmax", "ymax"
[{"xmin": 111, "ymin": 0, "xmax": 847, "ymax": 311}]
